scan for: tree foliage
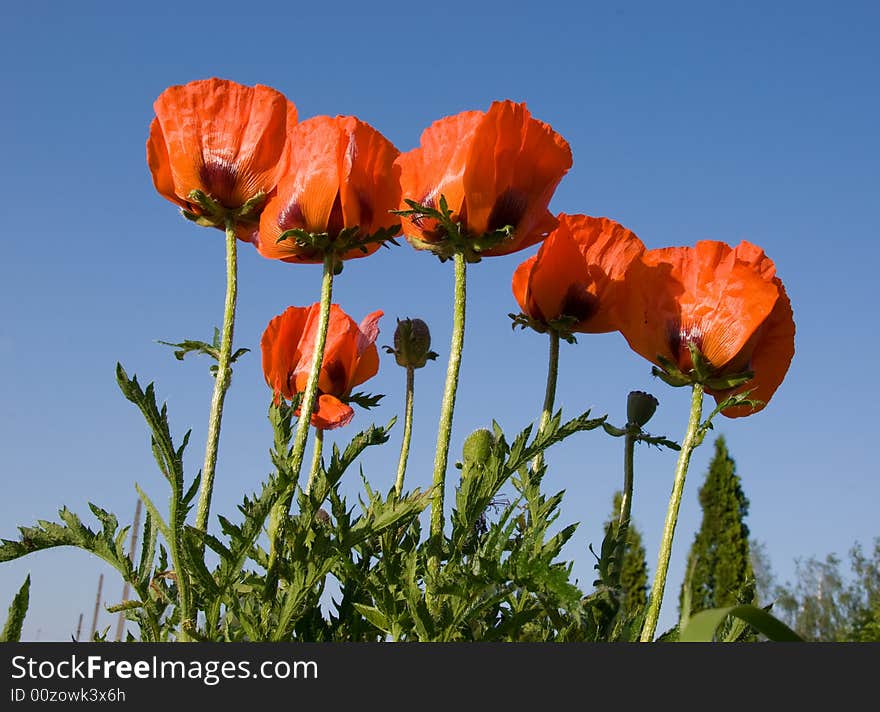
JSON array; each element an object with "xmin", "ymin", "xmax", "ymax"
[
  {"xmin": 772, "ymin": 538, "xmax": 880, "ymax": 642},
  {"xmin": 680, "ymin": 436, "xmax": 754, "ymax": 615}
]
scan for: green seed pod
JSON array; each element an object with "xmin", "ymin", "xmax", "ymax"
[{"xmin": 627, "ymin": 390, "xmax": 659, "ymax": 428}]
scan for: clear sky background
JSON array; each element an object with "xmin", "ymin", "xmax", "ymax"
[{"xmin": 1, "ymin": 0, "xmax": 877, "ymax": 641}]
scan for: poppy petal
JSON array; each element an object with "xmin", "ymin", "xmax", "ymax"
[
  {"xmin": 340, "ymin": 309, "xmax": 383, "ymax": 392},
  {"xmin": 146, "ymin": 118, "xmax": 182, "ymax": 209},
  {"xmin": 261, "ymin": 305, "xmax": 310, "ymax": 399},
  {"xmin": 340, "ymin": 118, "xmax": 401, "ymax": 236},
  {"xmin": 521, "ymin": 221, "xmax": 591, "ymax": 325},
  {"xmin": 566, "ymin": 215, "xmax": 646, "ymax": 333},
  {"xmin": 511, "ymin": 253, "xmax": 539, "ymax": 319},
  {"xmin": 305, "ymin": 394, "xmax": 355, "ymax": 430},
  {"xmin": 718, "ymin": 280, "xmax": 795, "ymax": 417},
  {"xmin": 464, "ymin": 101, "xmax": 572, "ymax": 255},
  {"xmin": 396, "ymin": 111, "xmax": 483, "ymax": 244},
  {"xmin": 621, "ymin": 242, "xmax": 779, "ymax": 372}
]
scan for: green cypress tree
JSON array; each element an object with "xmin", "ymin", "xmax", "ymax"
[
  {"xmin": 679, "ymin": 436, "xmax": 754, "ymax": 616},
  {"xmin": 605, "ymin": 491, "xmax": 649, "ymax": 611}
]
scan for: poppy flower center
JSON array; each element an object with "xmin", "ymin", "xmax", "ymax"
[
  {"xmin": 560, "ymin": 286, "xmax": 599, "ymax": 324},
  {"xmin": 323, "ymin": 359, "xmax": 348, "ymax": 396},
  {"xmin": 198, "ymin": 158, "xmax": 241, "ymax": 208},
  {"xmin": 279, "ymin": 200, "xmax": 306, "ymax": 231},
  {"xmin": 668, "ymin": 321, "xmax": 705, "ymax": 370},
  {"xmin": 410, "ymin": 194, "xmax": 448, "ymax": 242},
  {"xmin": 326, "ymin": 193, "xmax": 345, "ymax": 239},
  {"xmin": 487, "ymin": 188, "xmax": 528, "ymax": 233},
  {"xmin": 356, "ymin": 191, "xmax": 373, "ymax": 230}
]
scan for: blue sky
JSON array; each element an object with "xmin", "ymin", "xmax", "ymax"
[{"xmin": 1, "ymin": 0, "xmax": 877, "ymax": 640}]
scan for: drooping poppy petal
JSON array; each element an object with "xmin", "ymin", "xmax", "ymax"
[
  {"xmin": 512, "ymin": 214, "xmax": 646, "ymax": 334},
  {"xmin": 261, "ymin": 304, "xmax": 383, "ymax": 429},
  {"xmin": 712, "ymin": 241, "xmax": 796, "ymax": 416},
  {"xmin": 621, "ymin": 241, "xmax": 780, "ymax": 373},
  {"xmin": 396, "ymin": 101, "xmax": 572, "ymax": 258},
  {"xmin": 618, "ymin": 239, "xmax": 794, "ymax": 417},
  {"xmin": 714, "ymin": 281, "xmax": 795, "ymax": 417},
  {"xmin": 311, "ymin": 395, "xmax": 355, "ymax": 430},
  {"xmin": 256, "ymin": 116, "xmax": 401, "ymax": 264},
  {"xmin": 147, "ymin": 78, "xmax": 296, "ymax": 236}
]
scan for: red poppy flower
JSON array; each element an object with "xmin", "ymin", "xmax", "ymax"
[
  {"xmin": 511, "ymin": 214, "xmax": 645, "ymax": 335},
  {"xmin": 396, "ymin": 101, "xmax": 572, "ymax": 258},
  {"xmin": 256, "ymin": 115, "xmax": 401, "ymax": 263},
  {"xmin": 618, "ymin": 240, "xmax": 795, "ymax": 417},
  {"xmin": 261, "ymin": 304, "xmax": 382, "ymax": 429},
  {"xmin": 147, "ymin": 77, "xmax": 297, "ymax": 240}
]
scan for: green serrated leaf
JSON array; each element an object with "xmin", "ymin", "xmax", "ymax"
[
  {"xmin": 1, "ymin": 575, "xmax": 30, "ymax": 642},
  {"xmin": 134, "ymin": 484, "xmax": 171, "ymax": 542},
  {"xmin": 603, "ymin": 422, "xmax": 628, "ymax": 437},
  {"xmin": 353, "ymin": 603, "xmax": 390, "ymax": 633},
  {"xmin": 137, "ymin": 509, "xmax": 157, "ymax": 589},
  {"xmin": 181, "ymin": 471, "xmax": 201, "ymax": 509},
  {"xmin": 157, "ymin": 338, "xmax": 220, "ymax": 363},
  {"xmin": 229, "ymin": 347, "xmax": 250, "ymax": 364},
  {"xmin": 182, "ymin": 528, "xmax": 219, "ymax": 596},
  {"xmin": 116, "ymin": 363, "xmax": 184, "ymax": 491},
  {"xmin": 346, "ymin": 392, "xmax": 385, "ymax": 410},
  {"xmin": 105, "ymin": 599, "xmax": 144, "ymax": 614}
]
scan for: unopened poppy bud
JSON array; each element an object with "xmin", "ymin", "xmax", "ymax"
[
  {"xmin": 386, "ymin": 318, "xmax": 438, "ymax": 369},
  {"xmin": 462, "ymin": 428, "xmax": 495, "ymax": 473},
  {"xmin": 627, "ymin": 390, "xmax": 659, "ymax": 428}
]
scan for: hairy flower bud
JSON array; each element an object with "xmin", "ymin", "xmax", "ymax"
[
  {"xmin": 462, "ymin": 428, "xmax": 495, "ymax": 472},
  {"xmin": 385, "ymin": 318, "xmax": 438, "ymax": 369},
  {"xmin": 627, "ymin": 390, "xmax": 659, "ymax": 428}
]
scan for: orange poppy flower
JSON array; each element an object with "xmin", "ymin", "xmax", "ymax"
[
  {"xmin": 256, "ymin": 115, "xmax": 401, "ymax": 263},
  {"xmin": 511, "ymin": 214, "xmax": 645, "ymax": 336},
  {"xmin": 618, "ymin": 240, "xmax": 795, "ymax": 417},
  {"xmin": 261, "ymin": 304, "xmax": 382, "ymax": 429},
  {"xmin": 396, "ymin": 101, "xmax": 572, "ymax": 259},
  {"xmin": 147, "ymin": 77, "xmax": 297, "ymax": 240}
]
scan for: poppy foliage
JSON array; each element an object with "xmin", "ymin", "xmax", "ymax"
[
  {"xmin": 261, "ymin": 304, "xmax": 383, "ymax": 429},
  {"xmin": 147, "ymin": 77, "xmax": 297, "ymax": 240},
  {"xmin": 256, "ymin": 115, "xmax": 401, "ymax": 264},
  {"xmin": 396, "ymin": 100, "xmax": 572, "ymax": 258},
  {"xmin": 512, "ymin": 214, "xmax": 645, "ymax": 336},
  {"xmin": 618, "ymin": 240, "xmax": 795, "ymax": 417}
]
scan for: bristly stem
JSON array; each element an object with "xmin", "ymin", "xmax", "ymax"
[
  {"xmin": 305, "ymin": 428, "xmax": 324, "ymax": 495},
  {"xmin": 533, "ymin": 330, "xmax": 560, "ymax": 472},
  {"xmin": 268, "ymin": 253, "xmax": 335, "ymax": 568},
  {"xmin": 619, "ymin": 432, "xmax": 636, "ymax": 529},
  {"xmin": 428, "ymin": 251, "xmax": 467, "ymax": 585},
  {"xmin": 641, "ymin": 383, "xmax": 704, "ymax": 642},
  {"xmin": 195, "ymin": 216, "xmax": 238, "ymax": 535},
  {"xmin": 612, "ymin": 431, "xmax": 637, "ymax": 589},
  {"xmin": 394, "ymin": 367, "xmax": 415, "ymax": 497},
  {"xmin": 287, "ymin": 254, "xmax": 334, "ymax": 490}
]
